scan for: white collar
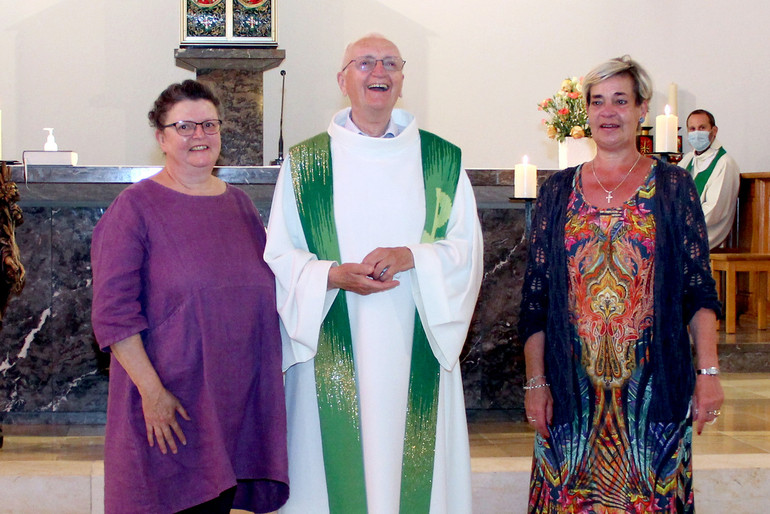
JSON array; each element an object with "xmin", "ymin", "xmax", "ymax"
[{"xmin": 342, "ymin": 111, "xmax": 401, "ymax": 138}]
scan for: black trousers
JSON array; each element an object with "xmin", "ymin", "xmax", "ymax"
[{"xmin": 176, "ymin": 486, "xmax": 237, "ymax": 514}]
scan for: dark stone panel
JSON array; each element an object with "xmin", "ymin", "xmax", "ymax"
[
  {"xmin": 48, "ymin": 208, "xmax": 108, "ymax": 414},
  {"xmin": 0, "ymin": 207, "xmax": 54, "ymax": 415},
  {"xmin": 461, "ymin": 209, "xmax": 527, "ymax": 410},
  {"xmin": 1, "ymin": 200, "xmax": 533, "ymax": 423},
  {"xmin": 719, "ymin": 344, "xmax": 770, "ymax": 372},
  {"xmin": 1, "ymin": 411, "xmax": 106, "ymax": 424}
]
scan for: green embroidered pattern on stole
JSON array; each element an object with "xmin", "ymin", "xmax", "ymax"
[
  {"xmin": 687, "ymin": 146, "xmax": 726, "ymax": 196},
  {"xmin": 289, "ymin": 129, "xmax": 462, "ymax": 513},
  {"xmin": 399, "ymin": 130, "xmax": 461, "ymax": 513},
  {"xmin": 289, "ymin": 133, "xmax": 367, "ymax": 513}
]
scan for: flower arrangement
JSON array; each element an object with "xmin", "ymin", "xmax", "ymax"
[{"xmin": 538, "ymin": 77, "xmax": 591, "ymax": 143}]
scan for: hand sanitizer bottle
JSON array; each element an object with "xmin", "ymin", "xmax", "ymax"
[{"xmin": 44, "ymin": 128, "xmax": 58, "ymax": 151}]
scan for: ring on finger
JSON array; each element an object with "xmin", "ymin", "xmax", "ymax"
[
  {"xmin": 378, "ymin": 266, "xmax": 390, "ymax": 279},
  {"xmin": 707, "ymin": 409, "xmax": 721, "ymax": 416}
]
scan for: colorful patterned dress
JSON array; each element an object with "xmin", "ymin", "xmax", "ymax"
[{"xmin": 529, "ymin": 166, "xmax": 695, "ymax": 513}]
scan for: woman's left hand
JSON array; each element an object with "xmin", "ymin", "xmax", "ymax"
[
  {"xmin": 525, "ymin": 385, "xmax": 553, "ymax": 439},
  {"xmin": 140, "ymin": 384, "xmax": 191, "ymax": 455},
  {"xmin": 693, "ymin": 374, "xmax": 725, "ymax": 435}
]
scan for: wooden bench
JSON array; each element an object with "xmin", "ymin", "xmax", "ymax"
[{"xmin": 710, "ymin": 253, "xmax": 770, "ymax": 333}]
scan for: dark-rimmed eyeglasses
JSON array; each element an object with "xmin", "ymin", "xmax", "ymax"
[
  {"xmin": 161, "ymin": 119, "xmax": 223, "ymax": 137},
  {"xmin": 341, "ymin": 57, "xmax": 406, "ymax": 73}
]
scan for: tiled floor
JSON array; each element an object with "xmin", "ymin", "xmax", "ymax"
[
  {"xmin": 2, "ymin": 375, "xmax": 768, "ymax": 465},
  {"xmin": 0, "ymin": 426, "xmax": 105, "ymax": 462},
  {"xmin": 468, "ymin": 372, "xmax": 770, "ymax": 461}
]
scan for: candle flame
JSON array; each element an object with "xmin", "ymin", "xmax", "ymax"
[
  {"xmin": 664, "ymin": 104, "xmax": 671, "ymax": 116},
  {"xmin": 522, "ymin": 155, "xmax": 529, "ymax": 165}
]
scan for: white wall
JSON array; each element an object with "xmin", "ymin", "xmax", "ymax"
[{"xmin": 1, "ymin": 0, "xmax": 768, "ymax": 171}]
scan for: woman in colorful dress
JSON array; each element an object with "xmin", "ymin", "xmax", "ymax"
[
  {"xmin": 91, "ymin": 80, "xmax": 289, "ymax": 513},
  {"xmin": 518, "ymin": 56, "xmax": 724, "ymax": 513}
]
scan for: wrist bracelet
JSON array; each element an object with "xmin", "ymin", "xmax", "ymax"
[
  {"xmin": 523, "ymin": 382, "xmax": 550, "ymax": 391},
  {"xmin": 696, "ymin": 366, "xmax": 720, "ymax": 376},
  {"xmin": 524, "ymin": 375, "xmax": 546, "ymax": 389},
  {"xmin": 526, "ymin": 375, "xmax": 546, "ymax": 385}
]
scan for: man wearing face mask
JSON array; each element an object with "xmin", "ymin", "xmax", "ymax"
[{"xmin": 680, "ymin": 109, "xmax": 741, "ymax": 249}]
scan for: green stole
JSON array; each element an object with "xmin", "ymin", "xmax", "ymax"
[
  {"xmin": 686, "ymin": 146, "xmax": 726, "ymax": 195},
  {"xmin": 289, "ymin": 129, "xmax": 461, "ymax": 513}
]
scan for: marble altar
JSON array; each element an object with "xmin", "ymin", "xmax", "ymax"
[{"xmin": 0, "ymin": 165, "xmax": 536, "ymax": 424}]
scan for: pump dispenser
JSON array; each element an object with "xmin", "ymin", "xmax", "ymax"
[{"xmin": 43, "ymin": 128, "xmax": 58, "ymax": 151}]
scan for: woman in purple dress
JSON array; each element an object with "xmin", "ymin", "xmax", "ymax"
[{"xmin": 91, "ymin": 80, "xmax": 289, "ymax": 513}]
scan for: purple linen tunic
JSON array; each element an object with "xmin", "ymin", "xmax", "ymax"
[{"xmin": 91, "ymin": 179, "xmax": 288, "ymax": 514}]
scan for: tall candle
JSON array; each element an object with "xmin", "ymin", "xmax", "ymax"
[
  {"xmin": 514, "ymin": 155, "xmax": 537, "ymax": 198},
  {"xmin": 668, "ymin": 82, "xmax": 678, "ymax": 118},
  {"xmin": 655, "ymin": 105, "xmax": 678, "ymax": 153}
]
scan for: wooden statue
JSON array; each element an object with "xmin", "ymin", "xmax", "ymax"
[{"xmin": 0, "ymin": 162, "xmax": 25, "ymax": 327}]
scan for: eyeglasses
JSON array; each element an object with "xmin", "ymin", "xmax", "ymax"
[
  {"xmin": 341, "ymin": 57, "xmax": 406, "ymax": 73},
  {"xmin": 161, "ymin": 119, "xmax": 223, "ymax": 136}
]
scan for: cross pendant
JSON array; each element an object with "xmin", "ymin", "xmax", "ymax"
[{"xmin": 605, "ymin": 191, "xmax": 613, "ymax": 203}]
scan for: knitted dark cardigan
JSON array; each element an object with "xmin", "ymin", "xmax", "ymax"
[{"xmin": 518, "ymin": 160, "xmax": 721, "ymax": 424}]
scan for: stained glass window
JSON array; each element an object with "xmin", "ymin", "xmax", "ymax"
[{"xmin": 182, "ymin": 0, "xmax": 276, "ymax": 45}]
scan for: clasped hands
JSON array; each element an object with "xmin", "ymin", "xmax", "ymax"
[{"xmin": 327, "ymin": 246, "xmax": 414, "ymax": 295}]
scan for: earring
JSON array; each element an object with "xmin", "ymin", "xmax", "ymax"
[{"xmin": 639, "ymin": 117, "xmax": 645, "ymax": 123}]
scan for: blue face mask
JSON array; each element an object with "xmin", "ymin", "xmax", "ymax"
[{"xmin": 688, "ymin": 130, "xmax": 712, "ymax": 152}]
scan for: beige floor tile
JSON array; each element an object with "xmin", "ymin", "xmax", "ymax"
[
  {"xmin": 470, "ymin": 443, "xmax": 515, "ymax": 459},
  {"xmin": 727, "ymin": 434, "xmax": 770, "ymax": 452},
  {"xmin": 720, "ymin": 386, "xmax": 768, "ymax": 400},
  {"xmin": 692, "ymin": 433, "xmax": 762, "ymax": 454}
]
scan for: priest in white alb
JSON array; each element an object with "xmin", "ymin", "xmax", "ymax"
[
  {"xmin": 264, "ymin": 33, "xmax": 483, "ymax": 513},
  {"xmin": 679, "ymin": 109, "xmax": 741, "ymax": 249}
]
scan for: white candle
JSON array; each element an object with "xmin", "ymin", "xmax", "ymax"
[
  {"xmin": 0, "ymin": 109, "xmax": 3, "ymax": 161},
  {"xmin": 514, "ymin": 155, "xmax": 537, "ymax": 198},
  {"xmin": 655, "ymin": 105, "xmax": 678, "ymax": 153},
  {"xmin": 668, "ymin": 82, "xmax": 678, "ymax": 119}
]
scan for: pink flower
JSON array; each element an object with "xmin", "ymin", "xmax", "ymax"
[
  {"xmin": 567, "ymin": 92, "xmax": 580, "ymax": 99},
  {"xmin": 558, "ymin": 108, "xmax": 569, "ymax": 116}
]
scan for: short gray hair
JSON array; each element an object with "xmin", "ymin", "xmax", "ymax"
[{"xmin": 583, "ymin": 55, "xmax": 652, "ymax": 106}]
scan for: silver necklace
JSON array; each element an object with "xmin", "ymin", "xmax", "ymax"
[{"xmin": 591, "ymin": 153, "xmax": 642, "ymax": 204}]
